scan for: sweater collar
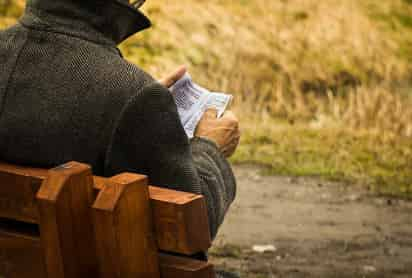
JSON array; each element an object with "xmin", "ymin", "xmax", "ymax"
[{"xmin": 21, "ymin": 0, "xmax": 151, "ymax": 45}]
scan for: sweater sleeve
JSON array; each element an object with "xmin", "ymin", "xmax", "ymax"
[
  {"xmin": 104, "ymin": 81, "xmax": 236, "ymax": 239},
  {"xmin": 190, "ymin": 137, "xmax": 236, "ymax": 237}
]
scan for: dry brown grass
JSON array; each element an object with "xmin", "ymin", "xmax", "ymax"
[
  {"xmin": 130, "ymin": 0, "xmax": 412, "ymax": 140},
  {"xmin": 1, "ymin": 0, "xmax": 412, "ymax": 195},
  {"xmin": 126, "ymin": 0, "xmax": 412, "ymax": 196}
]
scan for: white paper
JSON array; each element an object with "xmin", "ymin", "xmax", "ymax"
[
  {"xmin": 170, "ymin": 73, "xmax": 233, "ymax": 138},
  {"xmin": 252, "ymin": 245, "xmax": 277, "ymax": 253}
]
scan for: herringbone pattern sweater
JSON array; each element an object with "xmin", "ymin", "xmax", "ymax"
[{"xmin": 0, "ymin": 0, "xmax": 236, "ymax": 240}]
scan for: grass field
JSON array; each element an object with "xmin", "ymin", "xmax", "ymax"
[{"xmin": 1, "ymin": 0, "xmax": 412, "ymax": 197}]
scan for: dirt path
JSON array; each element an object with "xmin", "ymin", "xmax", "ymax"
[{"xmin": 209, "ymin": 165, "xmax": 412, "ymax": 278}]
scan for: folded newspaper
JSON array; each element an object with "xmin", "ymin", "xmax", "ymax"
[{"xmin": 170, "ymin": 73, "xmax": 233, "ymax": 138}]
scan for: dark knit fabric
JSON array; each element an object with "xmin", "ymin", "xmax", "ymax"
[{"xmin": 0, "ymin": 0, "xmax": 236, "ymax": 239}]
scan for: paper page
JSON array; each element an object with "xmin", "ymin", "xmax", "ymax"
[
  {"xmin": 171, "ymin": 74, "xmax": 208, "ymax": 125},
  {"xmin": 170, "ymin": 73, "xmax": 232, "ymax": 138},
  {"xmin": 208, "ymin": 92, "xmax": 233, "ymax": 118}
]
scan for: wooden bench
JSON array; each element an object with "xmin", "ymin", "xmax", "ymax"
[{"xmin": 0, "ymin": 161, "xmax": 216, "ymax": 278}]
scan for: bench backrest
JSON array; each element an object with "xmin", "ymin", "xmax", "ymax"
[{"xmin": 0, "ymin": 161, "xmax": 215, "ymax": 278}]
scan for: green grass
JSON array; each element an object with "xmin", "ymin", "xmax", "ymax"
[
  {"xmin": 1, "ymin": 0, "xmax": 412, "ymax": 198},
  {"xmin": 366, "ymin": 1, "xmax": 412, "ymax": 62},
  {"xmin": 232, "ymin": 121, "xmax": 412, "ymax": 198},
  {"xmin": 209, "ymin": 244, "xmax": 244, "ymax": 259}
]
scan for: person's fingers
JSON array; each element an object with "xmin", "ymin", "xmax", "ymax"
[
  {"xmin": 223, "ymin": 144, "xmax": 236, "ymax": 158},
  {"xmin": 222, "ymin": 111, "xmax": 239, "ymax": 129},
  {"xmin": 221, "ymin": 134, "xmax": 240, "ymax": 156},
  {"xmin": 159, "ymin": 65, "xmax": 187, "ymax": 88},
  {"xmin": 204, "ymin": 108, "xmax": 218, "ymax": 119},
  {"xmin": 222, "ymin": 110, "xmax": 236, "ymax": 118},
  {"xmin": 222, "ymin": 111, "xmax": 237, "ymax": 122}
]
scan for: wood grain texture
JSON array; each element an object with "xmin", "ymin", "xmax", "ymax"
[
  {"xmin": 159, "ymin": 253, "xmax": 215, "ymax": 278},
  {"xmin": 36, "ymin": 161, "xmax": 98, "ymax": 277},
  {"xmin": 150, "ymin": 186, "xmax": 212, "ymax": 255},
  {"xmin": 0, "ymin": 227, "xmax": 215, "ymax": 278},
  {"xmin": 93, "ymin": 173, "xmax": 160, "ymax": 278},
  {"xmin": 0, "ymin": 161, "xmax": 215, "ymax": 277},
  {"xmin": 0, "ymin": 163, "xmax": 44, "ymax": 223},
  {"xmin": 0, "ymin": 228, "xmax": 46, "ymax": 278},
  {"xmin": 0, "ymin": 161, "xmax": 212, "ymax": 255}
]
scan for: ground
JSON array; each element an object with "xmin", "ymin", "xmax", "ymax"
[{"xmin": 210, "ymin": 165, "xmax": 412, "ymax": 278}]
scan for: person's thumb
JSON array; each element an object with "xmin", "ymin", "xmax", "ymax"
[{"xmin": 159, "ymin": 65, "xmax": 187, "ymax": 88}]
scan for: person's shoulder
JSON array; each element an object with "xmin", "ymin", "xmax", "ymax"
[
  {"xmin": 95, "ymin": 49, "xmax": 154, "ymax": 91},
  {"xmin": 64, "ymin": 41, "xmax": 155, "ymax": 100}
]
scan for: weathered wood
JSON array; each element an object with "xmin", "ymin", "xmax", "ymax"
[
  {"xmin": 0, "ymin": 163, "xmax": 44, "ymax": 223},
  {"xmin": 93, "ymin": 173, "xmax": 160, "ymax": 278},
  {"xmin": 159, "ymin": 253, "xmax": 215, "ymax": 278},
  {"xmin": 0, "ymin": 161, "xmax": 215, "ymax": 277},
  {"xmin": 0, "ymin": 225, "xmax": 46, "ymax": 278},
  {"xmin": 0, "ymin": 226, "xmax": 214, "ymax": 278},
  {"xmin": 151, "ymin": 186, "xmax": 211, "ymax": 255},
  {"xmin": 0, "ymin": 161, "xmax": 212, "ymax": 255},
  {"xmin": 36, "ymin": 162, "xmax": 98, "ymax": 277}
]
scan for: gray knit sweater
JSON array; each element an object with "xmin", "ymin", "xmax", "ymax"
[{"xmin": 0, "ymin": 0, "xmax": 236, "ymax": 239}]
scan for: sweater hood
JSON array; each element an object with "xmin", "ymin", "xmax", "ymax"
[{"xmin": 21, "ymin": 0, "xmax": 151, "ymax": 45}]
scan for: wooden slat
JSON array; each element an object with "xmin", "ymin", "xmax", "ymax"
[
  {"xmin": 0, "ymin": 161, "xmax": 212, "ymax": 255},
  {"xmin": 0, "ymin": 228, "xmax": 46, "ymax": 278},
  {"xmin": 0, "ymin": 227, "xmax": 214, "ymax": 278},
  {"xmin": 159, "ymin": 254, "xmax": 215, "ymax": 278},
  {"xmin": 151, "ymin": 186, "xmax": 211, "ymax": 255},
  {"xmin": 36, "ymin": 162, "xmax": 98, "ymax": 277},
  {"xmin": 93, "ymin": 173, "xmax": 160, "ymax": 278},
  {"xmin": 0, "ymin": 164, "xmax": 44, "ymax": 223}
]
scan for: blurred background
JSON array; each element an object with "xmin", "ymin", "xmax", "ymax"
[
  {"xmin": 1, "ymin": 0, "xmax": 411, "ymax": 196},
  {"xmin": 1, "ymin": 1, "xmax": 412, "ymax": 277}
]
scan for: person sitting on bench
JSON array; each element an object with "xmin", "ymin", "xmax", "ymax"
[{"xmin": 0, "ymin": 0, "xmax": 239, "ymax": 257}]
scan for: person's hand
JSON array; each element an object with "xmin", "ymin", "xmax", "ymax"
[
  {"xmin": 195, "ymin": 109, "xmax": 241, "ymax": 157},
  {"xmin": 158, "ymin": 65, "xmax": 187, "ymax": 88}
]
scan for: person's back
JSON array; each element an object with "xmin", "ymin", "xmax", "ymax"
[
  {"xmin": 0, "ymin": 2, "xmax": 243, "ymax": 277},
  {"xmin": 0, "ymin": 0, "xmax": 241, "ymax": 248},
  {"xmin": 0, "ymin": 0, "xmax": 155, "ymax": 173}
]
